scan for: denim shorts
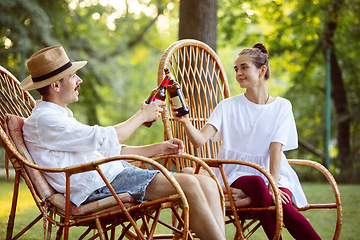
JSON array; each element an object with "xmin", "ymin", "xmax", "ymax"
[{"xmin": 82, "ymin": 161, "xmax": 159, "ymax": 205}]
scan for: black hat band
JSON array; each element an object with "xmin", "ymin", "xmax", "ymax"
[{"xmin": 32, "ymin": 61, "xmax": 73, "ymax": 82}]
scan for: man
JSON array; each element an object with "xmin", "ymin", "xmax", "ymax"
[{"xmin": 20, "ymin": 46, "xmax": 225, "ymax": 240}]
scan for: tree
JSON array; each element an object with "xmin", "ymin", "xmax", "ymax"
[{"xmin": 179, "ymin": 0, "xmax": 218, "ymax": 51}]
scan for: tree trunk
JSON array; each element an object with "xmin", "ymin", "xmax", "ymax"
[
  {"xmin": 179, "ymin": 0, "xmax": 218, "ymax": 51},
  {"xmin": 322, "ymin": 0, "xmax": 352, "ymax": 174}
]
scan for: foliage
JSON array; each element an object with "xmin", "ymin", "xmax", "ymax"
[
  {"xmin": 0, "ymin": 0, "xmax": 179, "ymax": 146},
  {"xmin": 1, "ymin": 0, "xmax": 359, "ymax": 180},
  {"xmin": 217, "ymin": 0, "xmax": 360, "ymax": 181}
]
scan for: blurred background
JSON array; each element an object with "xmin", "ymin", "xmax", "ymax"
[
  {"xmin": 1, "ymin": 1, "xmax": 360, "ymax": 239},
  {"xmin": 0, "ymin": 0, "xmax": 359, "ymax": 182}
]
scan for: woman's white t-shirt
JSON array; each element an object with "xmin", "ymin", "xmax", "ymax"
[{"xmin": 207, "ymin": 93, "xmax": 307, "ymax": 208}]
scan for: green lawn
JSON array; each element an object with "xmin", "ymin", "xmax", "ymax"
[{"xmin": 0, "ymin": 181, "xmax": 359, "ymax": 239}]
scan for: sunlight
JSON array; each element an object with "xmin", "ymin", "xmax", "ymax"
[
  {"xmin": 156, "ymin": 15, "xmax": 170, "ymax": 34},
  {"xmin": 69, "ymin": 0, "xmax": 160, "ymax": 31},
  {"xmin": 99, "ymin": 0, "xmax": 107, "ymax": 6},
  {"xmin": 0, "ymin": 182, "xmax": 35, "ymax": 217},
  {"xmin": 68, "ymin": 0, "xmax": 79, "ymax": 10},
  {"xmin": 155, "ymin": 2, "xmax": 174, "ymax": 34},
  {"xmin": 3, "ymin": 36, "xmax": 13, "ymax": 49},
  {"xmin": 92, "ymin": 12, "xmax": 101, "ymax": 20},
  {"xmin": 108, "ymin": 0, "xmax": 126, "ymax": 10},
  {"xmin": 246, "ymin": 9, "xmax": 255, "ymax": 15}
]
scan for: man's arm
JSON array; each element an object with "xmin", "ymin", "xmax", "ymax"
[
  {"xmin": 113, "ymin": 100, "xmax": 166, "ymax": 143},
  {"xmin": 121, "ymin": 138, "xmax": 184, "ymax": 157}
]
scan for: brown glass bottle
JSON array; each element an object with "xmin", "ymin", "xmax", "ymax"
[
  {"xmin": 142, "ymin": 76, "xmax": 169, "ymax": 127},
  {"xmin": 165, "ymin": 68, "xmax": 189, "ymax": 117}
]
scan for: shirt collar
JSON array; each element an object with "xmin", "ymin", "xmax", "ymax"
[{"xmin": 35, "ymin": 100, "xmax": 73, "ymax": 117}]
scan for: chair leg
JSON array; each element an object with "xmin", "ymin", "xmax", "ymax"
[
  {"xmin": 95, "ymin": 217, "xmax": 106, "ymax": 240},
  {"xmin": 110, "ymin": 227, "xmax": 115, "ymax": 240},
  {"xmin": 6, "ymin": 171, "xmax": 21, "ymax": 240},
  {"xmin": 46, "ymin": 210, "xmax": 53, "ymax": 240},
  {"xmin": 56, "ymin": 217, "xmax": 64, "ymax": 240}
]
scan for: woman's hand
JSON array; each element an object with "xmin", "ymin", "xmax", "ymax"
[
  {"xmin": 160, "ymin": 138, "xmax": 184, "ymax": 155},
  {"xmin": 268, "ymin": 185, "xmax": 290, "ymax": 205},
  {"xmin": 171, "ymin": 99, "xmax": 190, "ymax": 124}
]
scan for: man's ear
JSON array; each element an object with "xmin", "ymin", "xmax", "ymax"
[{"xmin": 50, "ymin": 81, "xmax": 61, "ymax": 92}]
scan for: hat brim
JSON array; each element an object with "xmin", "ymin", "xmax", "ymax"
[{"xmin": 20, "ymin": 61, "xmax": 87, "ymax": 91}]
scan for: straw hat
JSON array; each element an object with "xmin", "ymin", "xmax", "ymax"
[{"xmin": 20, "ymin": 46, "xmax": 87, "ymax": 91}]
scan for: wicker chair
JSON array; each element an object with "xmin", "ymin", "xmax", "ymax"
[
  {"xmin": 0, "ymin": 65, "xmax": 195, "ymax": 240},
  {"xmin": 156, "ymin": 39, "xmax": 343, "ymax": 240}
]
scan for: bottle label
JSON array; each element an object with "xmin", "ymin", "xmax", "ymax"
[
  {"xmin": 149, "ymin": 96, "xmax": 163, "ymax": 104},
  {"xmin": 154, "ymin": 97, "xmax": 163, "ymax": 103},
  {"xmin": 171, "ymin": 95, "xmax": 182, "ymax": 108}
]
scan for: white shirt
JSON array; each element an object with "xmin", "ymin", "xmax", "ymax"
[
  {"xmin": 23, "ymin": 100, "xmax": 125, "ymax": 206},
  {"xmin": 207, "ymin": 94, "xmax": 307, "ymax": 208}
]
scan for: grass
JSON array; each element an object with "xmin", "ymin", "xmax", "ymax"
[{"xmin": 0, "ymin": 180, "xmax": 359, "ymax": 239}]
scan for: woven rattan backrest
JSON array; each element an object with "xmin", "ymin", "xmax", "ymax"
[
  {"xmin": 158, "ymin": 40, "xmax": 230, "ymax": 162},
  {"xmin": 0, "ymin": 66, "xmax": 35, "ymax": 121}
]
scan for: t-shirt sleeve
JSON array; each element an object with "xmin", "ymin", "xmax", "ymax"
[
  {"xmin": 271, "ymin": 100, "xmax": 298, "ymax": 151},
  {"xmin": 206, "ymin": 101, "xmax": 223, "ymax": 142}
]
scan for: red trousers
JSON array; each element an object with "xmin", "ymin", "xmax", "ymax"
[{"xmin": 231, "ymin": 175, "xmax": 321, "ymax": 240}]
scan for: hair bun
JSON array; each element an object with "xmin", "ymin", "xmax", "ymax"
[{"xmin": 253, "ymin": 43, "xmax": 269, "ymax": 55}]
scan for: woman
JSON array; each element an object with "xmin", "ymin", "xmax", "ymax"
[{"xmin": 172, "ymin": 43, "xmax": 321, "ymax": 239}]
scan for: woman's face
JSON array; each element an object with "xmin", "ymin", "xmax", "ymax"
[{"xmin": 234, "ymin": 54, "xmax": 264, "ymax": 89}]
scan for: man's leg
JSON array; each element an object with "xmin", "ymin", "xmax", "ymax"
[
  {"xmin": 144, "ymin": 173, "xmax": 226, "ymax": 240},
  {"xmin": 190, "ymin": 174, "xmax": 225, "ymax": 233}
]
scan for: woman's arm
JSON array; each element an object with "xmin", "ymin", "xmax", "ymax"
[
  {"xmin": 269, "ymin": 142, "xmax": 290, "ymax": 204},
  {"xmin": 173, "ymin": 109, "xmax": 217, "ymax": 147}
]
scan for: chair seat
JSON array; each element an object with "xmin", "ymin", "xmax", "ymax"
[{"xmin": 49, "ymin": 192, "xmax": 137, "ymax": 217}]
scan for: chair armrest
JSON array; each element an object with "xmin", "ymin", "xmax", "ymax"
[
  {"xmin": 287, "ymin": 159, "xmax": 341, "ymax": 206},
  {"xmin": 151, "ymin": 152, "xmax": 226, "ymax": 213},
  {"xmin": 288, "ymin": 159, "xmax": 342, "ymax": 240},
  {"xmin": 288, "ymin": 159, "xmax": 343, "ymax": 239},
  {"xmin": 202, "ymin": 158, "xmax": 281, "ymax": 207},
  {"xmin": 202, "ymin": 158, "xmax": 283, "ymax": 240}
]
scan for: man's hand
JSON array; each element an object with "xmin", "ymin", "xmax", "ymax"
[
  {"xmin": 160, "ymin": 138, "xmax": 184, "ymax": 155},
  {"xmin": 140, "ymin": 100, "xmax": 166, "ymax": 123}
]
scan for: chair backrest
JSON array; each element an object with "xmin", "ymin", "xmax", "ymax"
[
  {"xmin": 0, "ymin": 65, "xmax": 56, "ymax": 199},
  {"xmin": 0, "ymin": 66, "xmax": 35, "ymax": 120},
  {"xmin": 4, "ymin": 114, "xmax": 57, "ymax": 199},
  {"xmin": 158, "ymin": 39, "xmax": 230, "ymax": 160}
]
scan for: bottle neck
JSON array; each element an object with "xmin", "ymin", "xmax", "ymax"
[
  {"xmin": 164, "ymin": 69, "xmax": 176, "ymax": 82},
  {"xmin": 160, "ymin": 76, "xmax": 169, "ymax": 87}
]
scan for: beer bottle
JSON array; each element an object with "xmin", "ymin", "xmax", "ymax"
[
  {"xmin": 165, "ymin": 68, "xmax": 189, "ymax": 117},
  {"xmin": 142, "ymin": 76, "xmax": 169, "ymax": 127}
]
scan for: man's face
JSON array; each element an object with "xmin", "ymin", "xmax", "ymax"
[{"xmin": 59, "ymin": 72, "xmax": 83, "ymax": 106}]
